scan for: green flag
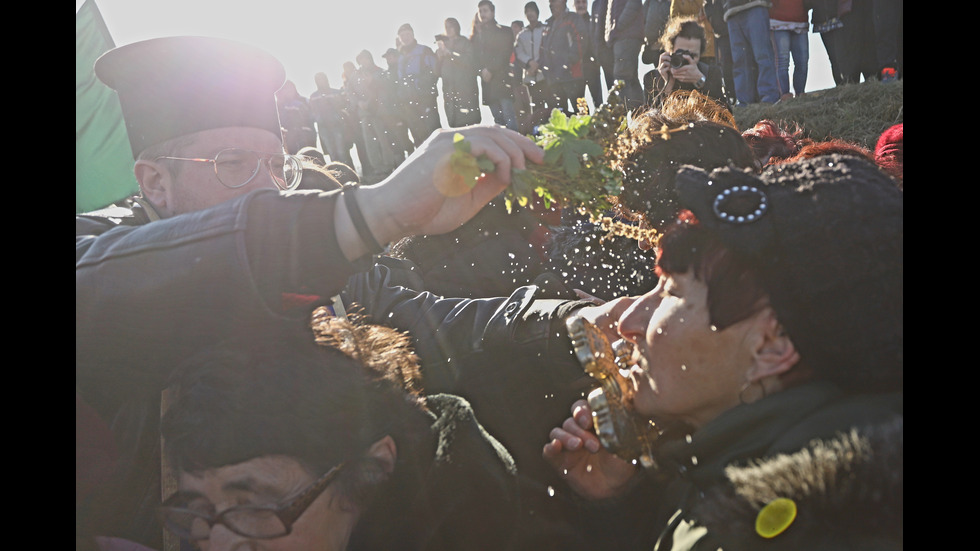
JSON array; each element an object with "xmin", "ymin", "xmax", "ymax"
[{"xmin": 76, "ymin": 0, "xmax": 137, "ymax": 213}]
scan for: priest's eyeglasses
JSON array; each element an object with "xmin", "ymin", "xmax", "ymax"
[
  {"xmin": 156, "ymin": 148, "xmax": 303, "ymax": 190},
  {"xmin": 158, "ymin": 462, "xmax": 345, "ymax": 541}
]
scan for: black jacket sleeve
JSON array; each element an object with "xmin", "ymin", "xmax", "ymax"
[
  {"xmin": 76, "ymin": 189, "xmax": 367, "ymax": 400},
  {"xmin": 343, "ymin": 257, "xmax": 598, "ymax": 482}
]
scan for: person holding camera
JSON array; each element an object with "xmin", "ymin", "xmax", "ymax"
[{"xmin": 643, "ymin": 16, "xmax": 728, "ymax": 110}]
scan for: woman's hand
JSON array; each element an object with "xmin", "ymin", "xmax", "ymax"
[
  {"xmin": 670, "ymin": 57, "xmax": 703, "ymax": 86},
  {"xmin": 657, "ymin": 51, "xmax": 673, "ymax": 80},
  {"xmin": 543, "ymin": 400, "xmax": 639, "ymax": 500}
]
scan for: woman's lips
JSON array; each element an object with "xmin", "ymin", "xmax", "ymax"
[{"xmin": 628, "ymin": 364, "xmax": 645, "ymax": 391}]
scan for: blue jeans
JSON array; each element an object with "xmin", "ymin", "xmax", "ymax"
[
  {"xmin": 727, "ymin": 6, "xmax": 780, "ymax": 104},
  {"xmin": 772, "ymin": 29, "xmax": 809, "ymax": 96},
  {"xmin": 488, "ymin": 98, "xmax": 518, "ymax": 131}
]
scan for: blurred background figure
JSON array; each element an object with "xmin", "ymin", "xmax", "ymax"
[
  {"xmin": 539, "ymin": 0, "xmax": 589, "ymax": 115},
  {"xmin": 472, "ymin": 0, "xmax": 519, "ymax": 131},
  {"xmin": 396, "ymin": 23, "xmax": 442, "ymax": 146},
  {"xmin": 769, "ymin": 0, "xmax": 809, "ymax": 100},
  {"xmin": 574, "ymin": 0, "xmax": 603, "ymax": 109},
  {"xmin": 309, "ymin": 72, "xmax": 355, "ymax": 167},
  {"xmin": 641, "ymin": 0, "xmax": 672, "ymax": 70},
  {"xmin": 341, "ymin": 60, "xmax": 375, "ymax": 179},
  {"xmin": 724, "ymin": 0, "xmax": 780, "ymax": 105},
  {"xmin": 514, "ymin": 2, "xmax": 547, "ymax": 130},
  {"xmin": 872, "ymin": 0, "xmax": 902, "ymax": 82},
  {"xmin": 437, "ymin": 17, "xmax": 483, "ymax": 128},
  {"xmin": 276, "ymin": 79, "xmax": 318, "ymax": 154},
  {"xmin": 350, "ymin": 49, "xmax": 400, "ymax": 182},
  {"xmin": 596, "ymin": 0, "xmax": 645, "ymax": 109},
  {"xmin": 380, "ymin": 46, "xmax": 416, "ymax": 162}
]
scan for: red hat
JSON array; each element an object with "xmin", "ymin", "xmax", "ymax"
[
  {"xmin": 874, "ymin": 123, "xmax": 903, "ymax": 162},
  {"xmin": 874, "ymin": 123, "xmax": 903, "ymax": 183}
]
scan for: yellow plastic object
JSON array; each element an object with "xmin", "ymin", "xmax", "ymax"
[{"xmin": 755, "ymin": 498, "xmax": 797, "ymax": 539}]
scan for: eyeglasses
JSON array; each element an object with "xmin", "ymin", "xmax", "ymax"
[
  {"xmin": 159, "ymin": 462, "xmax": 345, "ymax": 541},
  {"xmin": 156, "ymin": 148, "xmax": 303, "ymax": 191}
]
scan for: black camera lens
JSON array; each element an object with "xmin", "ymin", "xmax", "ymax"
[{"xmin": 670, "ymin": 50, "xmax": 691, "ymax": 69}]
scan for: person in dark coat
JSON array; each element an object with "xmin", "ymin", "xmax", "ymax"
[
  {"xmin": 594, "ymin": 0, "xmax": 646, "ymax": 109},
  {"xmin": 158, "ymin": 318, "xmax": 521, "ymax": 551},
  {"xmin": 539, "ymin": 0, "xmax": 590, "ymax": 115},
  {"xmin": 574, "ymin": 0, "xmax": 603, "ymax": 108},
  {"xmin": 397, "ymin": 23, "xmax": 442, "ymax": 146},
  {"xmin": 309, "ymin": 72, "xmax": 355, "ymax": 167},
  {"xmin": 276, "ymin": 80, "xmax": 318, "ymax": 155},
  {"xmin": 472, "ymin": 0, "xmax": 520, "ymax": 130},
  {"xmin": 436, "ymin": 18, "xmax": 483, "ymax": 128}
]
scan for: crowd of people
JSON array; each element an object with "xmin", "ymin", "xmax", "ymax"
[
  {"xmin": 76, "ymin": 4, "xmax": 902, "ymax": 549},
  {"xmin": 274, "ymin": 0, "xmax": 902, "ymax": 184}
]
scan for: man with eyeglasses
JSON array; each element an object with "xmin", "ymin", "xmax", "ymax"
[
  {"xmin": 157, "ymin": 318, "xmax": 521, "ymax": 551},
  {"xmin": 76, "ymin": 35, "xmax": 541, "ymax": 549}
]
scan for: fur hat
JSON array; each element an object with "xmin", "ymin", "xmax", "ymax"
[
  {"xmin": 95, "ymin": 36, "xmax": 285, "ymax": 158},
  {"xmin": 674, "ymin": 154, "xmax": 903, "ymax": 393}
]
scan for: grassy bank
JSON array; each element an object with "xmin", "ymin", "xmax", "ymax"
[{"xmin": 732, "ymin": 80, "xmax": 903, "ymax": 150}]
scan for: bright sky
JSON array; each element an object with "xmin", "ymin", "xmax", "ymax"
[{"xmin": 79, "ymin": 0, "xmax": 836, "ymax": 101}]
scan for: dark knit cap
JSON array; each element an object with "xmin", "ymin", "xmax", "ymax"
[
  {"xmin": 674, "ymin": 154, "xmax": 903, "ymax": 393},
  {"xmin": 94, "ymin": 36, "xmax": 286, "ymax": 158}
]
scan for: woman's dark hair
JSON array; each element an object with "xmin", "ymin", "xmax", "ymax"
[
  {"xmin": 656, "ymin": 219, "xmax": 769, "ymax": 331},
  {"xmin": 613, "ymin": 110, "xmax": 758, "ymax": 230},
  {"xmin": 162, "ymin": 316, "xmax": 426, "ymax": 509}
]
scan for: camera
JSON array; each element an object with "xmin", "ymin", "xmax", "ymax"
[{"xmin": 669, "ymin": 49, "xmax": 695, "ymax": 69}]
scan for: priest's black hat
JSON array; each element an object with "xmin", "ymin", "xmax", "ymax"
[{"xmin": 94, "ymin": 36, "xmax": 286, "ymax": 158}]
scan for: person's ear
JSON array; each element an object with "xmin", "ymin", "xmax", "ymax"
[
  {"xmin": 747, "ymin": 308, "xmax": 800, "ymax": 383},
  {"xmin": 364, "ymin": 435, "xmax": 397, "ymax": 475},
  {"xmin": 134, "ymin": 159, "xmax": 173, "ymax": 216}
]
